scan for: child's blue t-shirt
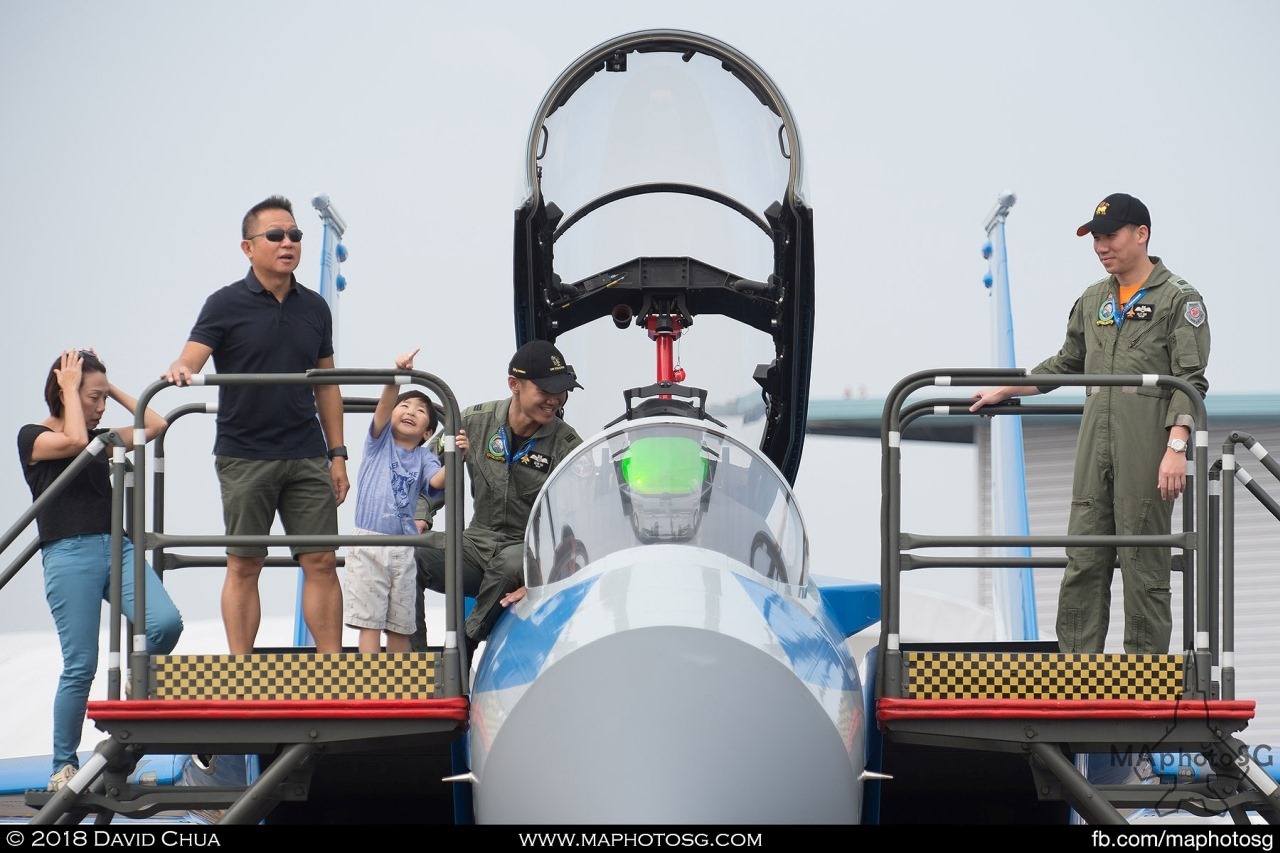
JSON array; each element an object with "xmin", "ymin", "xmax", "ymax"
[{"xmin": 353, "ymin": 421, "xmax": 443, "ymax": 535}]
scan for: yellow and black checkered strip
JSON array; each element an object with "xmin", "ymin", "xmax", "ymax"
[
  {"xmin": 150, "ymin": 653, "xmax": 440, "ymax": 701},
  {"xmin": 905, "ymin": 652, "xmax": 1183, "ymax": 700}
]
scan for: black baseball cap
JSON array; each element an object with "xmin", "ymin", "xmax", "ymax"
[
  {"xmin": 1076, "ymin": 193, "xmax": 1151, "ymax": 237},
  {"xmin": 509, "ymin": 339, "xmax": 583, "ymax": 393}
]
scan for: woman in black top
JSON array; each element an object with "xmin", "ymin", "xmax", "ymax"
[{"xmin": 17, "ymin": 350, "xmax": 183, "ymax": 791}]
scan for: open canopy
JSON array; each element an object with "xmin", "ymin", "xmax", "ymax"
[{"xmin": 513, "ymin": 29, "xmax": 815, "ymax": 483}]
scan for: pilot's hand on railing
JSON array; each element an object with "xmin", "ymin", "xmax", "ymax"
[
  {"xmin": 455, "ymin": 428, "xmax": 469, "ymax": 457},
  {"xmin": 330, "ymin": 458, "xmax": 350, "ymax": 506},
  {"xmin": 969, "ymin": 386, "xmax": 1012, "ymax": 413}
]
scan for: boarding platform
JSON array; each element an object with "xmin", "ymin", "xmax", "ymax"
[
  {"xmin": 867, "ymin": 372, "xmax": 1280, "ymax": 826},
  {"xmin": 872, "ymin": 644, "xmax": 1265, "ymax": 824},
  {"xmin": 5, "ymin": 375, "xmax": 477, "ymax": 825},
  {"xmin": 22, "ymin": 650, "xmax": 469, "ymax": 825}
]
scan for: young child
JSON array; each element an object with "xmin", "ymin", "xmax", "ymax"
[{"xmin": 344, "ymin": 349, "xmax": 446, "ymax": 652}]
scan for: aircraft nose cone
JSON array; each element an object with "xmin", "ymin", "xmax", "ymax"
[{"xmin": 471, "ymin": 627, "xmax": 862, "ymax": 824}]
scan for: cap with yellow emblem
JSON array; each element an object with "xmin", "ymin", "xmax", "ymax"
[
  {"xmin": 1076, "ymin": 193, "xmax": 1151, "ymax": 237},
  {"xmin": 508, "ymin": 339, "xmax": 584, "ymax": 394}
]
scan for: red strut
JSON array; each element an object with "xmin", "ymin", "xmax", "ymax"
[{"xmin": 646, "ymin": 314, "xmax": 686, "ymax": 396}]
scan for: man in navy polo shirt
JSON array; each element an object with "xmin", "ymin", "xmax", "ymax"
[{"xmin": 164, "ymin": 195, "xmax": 348, "ymax": 654}]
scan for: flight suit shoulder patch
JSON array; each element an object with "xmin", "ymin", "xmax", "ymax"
[{"xmin": 1183, "ymin": 301, "xmax": 1207, "ymax": 327}]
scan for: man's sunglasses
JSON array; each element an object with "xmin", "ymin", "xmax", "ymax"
[{"xmin": 247, "ymin": 228, "xmax": 303, "ymax": 243}]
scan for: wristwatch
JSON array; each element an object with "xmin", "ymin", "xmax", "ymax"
[
  {"xmin": 1167, "ymin": 438, "xmax": 1188, "ymax": 453},
  {"xmin": 326, "ymin": 445, "xmax": 348, "ymax": 460}
]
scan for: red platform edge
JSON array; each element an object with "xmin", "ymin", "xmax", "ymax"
[
  {"xmin": 877, "ymin": 697, "xmax": 1256, "ymax": 722},
  {"xmin": 87, "ymin": 697, "xmax": 470, "ymax": 721}
]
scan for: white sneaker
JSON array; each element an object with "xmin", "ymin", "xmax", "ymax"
[{"xmin": 48, "ymin": 764, "xmax": 76, "ymax": 792}]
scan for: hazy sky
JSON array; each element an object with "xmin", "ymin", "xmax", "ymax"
[{"xmin": 2, "ymin": 0, "xmax": 1277, "ymax": 642}]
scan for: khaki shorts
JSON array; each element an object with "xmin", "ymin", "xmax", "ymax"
[
  {"xmin": 343, "ymin": 532, "xmax": 416, "ymax": 635},
  {"xmin": 215, "ymin": 456, "xmax": 338, "ymax": 558}
]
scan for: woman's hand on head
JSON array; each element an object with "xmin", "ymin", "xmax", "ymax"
[{"xmin": 55, "ymin": 350, "xmax": 83, "ymax": 392}]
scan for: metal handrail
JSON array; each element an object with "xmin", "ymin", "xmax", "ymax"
[
  {"xmin": 149, "ymin": 396, "xmax": 381, "ymax": 578},
  {"xmin": 123, "ymin": 368, "xmax": 467, "ymax": 701},
  {"xmin": 0, "ymin": 433, "xmax": 122, "ymax": 588},
  {"xmin": 877, "ymin": 370, "xmax": 1212, "ymax": 701},
  {"xmin": 1217, "ymin": 432, "xmax": 1280, "ymax": 701}
]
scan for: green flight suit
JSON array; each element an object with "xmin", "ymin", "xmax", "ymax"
[
  {"xmin": 414, "ymin": 397, "xmax": 581, "ymax": 643},
  {"xmin": 1033, "ymin": 257, "xmax": 1210, "ymax": 654}
]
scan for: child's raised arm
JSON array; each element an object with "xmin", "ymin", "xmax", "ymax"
[{"xmin": 371, "ymin": 348, "xmax": 420, "ymax": 438}]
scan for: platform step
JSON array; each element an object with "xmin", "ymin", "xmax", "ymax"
[
  {"xmin": 904, "ymin": 652, "xmax": 1183, "ymax": 701},
  {"xmin": 150, "ymin": 652, "xmax": 443, "ymax": 700}
]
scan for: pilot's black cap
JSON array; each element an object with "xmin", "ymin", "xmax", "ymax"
[
  {"xmin": 1077, "ymin": 193, "xmax": 1150, "ymax": 237},
  {"xmin": 509, "ymin": 339, "xmax": 583, "ymax": 393}
]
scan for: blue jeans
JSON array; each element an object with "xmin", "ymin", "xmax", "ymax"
[{"xmin": 42, "ymin": 534, "xmax": 183, "ymax": 772}]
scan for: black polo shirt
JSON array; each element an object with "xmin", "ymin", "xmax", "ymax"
[
  {"xmin": 17, "ymin": 426, "xmax": 112, "ymax": 544},
  {"xmin": 189, "ymin": 269, "xmax": 333, "ymax": 459}
]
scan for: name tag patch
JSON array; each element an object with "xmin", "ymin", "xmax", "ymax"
[{"xmin": 521, "ymin": 452, "xmax": 551, "ymax": 472}]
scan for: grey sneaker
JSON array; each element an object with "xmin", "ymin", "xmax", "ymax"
[{"xmin": 48, "ymin": 764, "xmax": 76, "ymax": 792}]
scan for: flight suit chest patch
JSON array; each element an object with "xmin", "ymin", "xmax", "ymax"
[
  {"xmin": 521, "ymin": 452, "xmax": 551, "ymax": 473},
  {"xmin": 485, "ymin": 432, "xmax": 505, "ymax": 461},
  {"xmin": 1127, "ymin": 303, "xmax": 1155, "ymax": 321},
  {"xmin": 1096, "ymin": 297, "xmax": 1116, "ymax": 326}
]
